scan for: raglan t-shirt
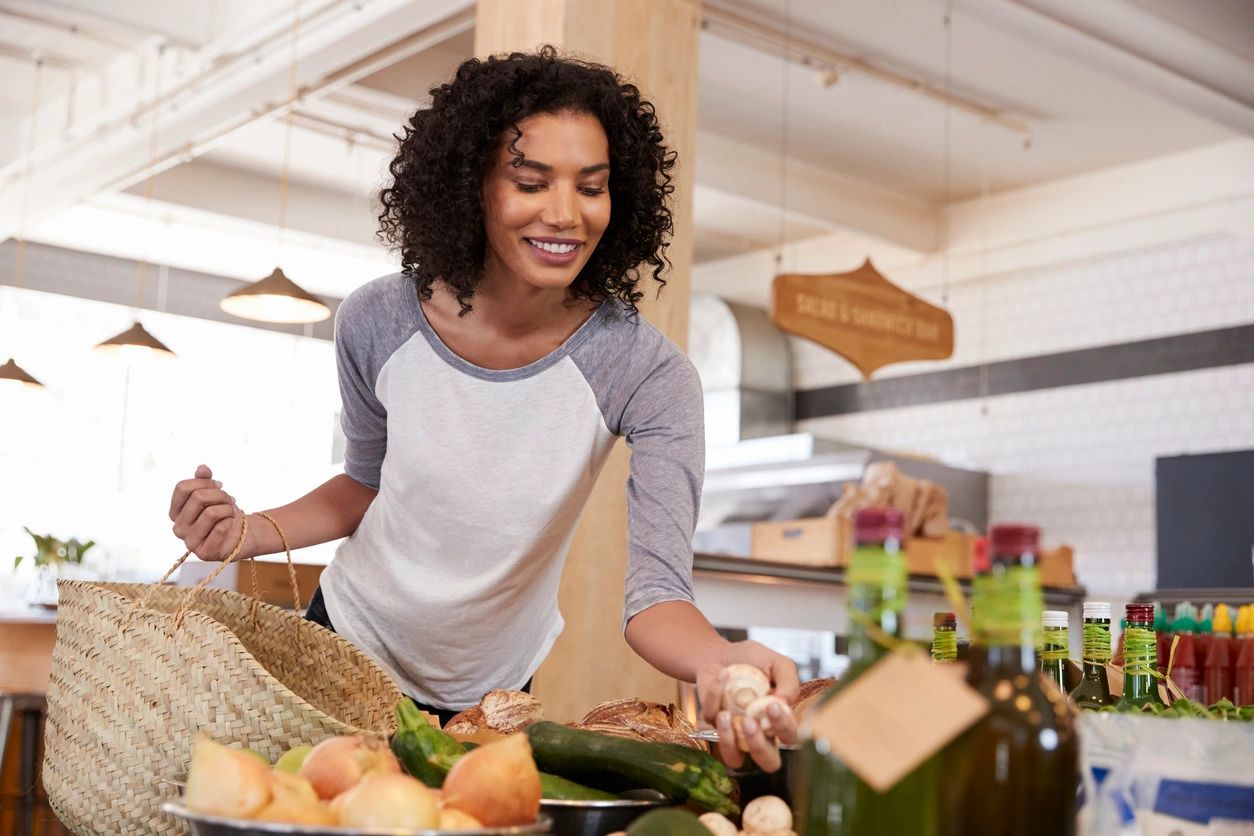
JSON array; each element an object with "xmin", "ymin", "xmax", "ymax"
[{"xmin": 319, "ymin": 272, "xmax": 705, "ymax": 710}]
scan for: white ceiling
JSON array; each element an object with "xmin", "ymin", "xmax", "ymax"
[{"xmin": 0, "ymin": 0, "xmax": 1251, "ymax": 293}]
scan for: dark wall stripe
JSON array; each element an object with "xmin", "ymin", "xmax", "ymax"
[
  {"xmin": 796, "ymin": 323, "xmax": 1254, "ymax": 419},
  {"xmin": 1, "ymin": 240, "xmax": 342, "ymax": 341}
]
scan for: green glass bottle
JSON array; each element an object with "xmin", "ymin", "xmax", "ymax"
[
  {"xmin": 1069, "ymin": 601, "xmax": 1114, "ymax": 709},
  {"xmin": 941, "ymin": 524, "xmax": 1078, "ymax": 836},
  {"xmin": 794, "ymin": 507, "xmax": 941, "ymax": 836},
  {"xmin": 1115, "ymin": 602, "xmax": 1166, "ymax": 710},
  {"xmin": 932, "ymin": 612, "xmax": 958, "ymax": 663},
  {"xmin": 1040, "ymin": 610, "xmax": 1070, "ymax": 694}
]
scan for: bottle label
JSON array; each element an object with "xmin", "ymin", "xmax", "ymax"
[
  {"xmin": 1124, "ymin": 626, "xmax": 1158, "ymax": 675},
  {"xmin": 973, "ymin": 565, "xmax": 1043, "ymax": 646},
  {"xmin": 1041, "ymin": 627, "xmax": 1069, "ymax": 662},
  {"xmin": 808, "ymin": 653, "xmax": 989, "ymax": 793},
  {"xmin": 1082, "ymin": 621, "xmax": 1112, "ymax": 664},
  {"xmin": 848, "ymin": 548, "xmax": 906, "ymax": 616}
]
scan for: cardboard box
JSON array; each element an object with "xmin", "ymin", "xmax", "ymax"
[
  {"xmin": 750, "ymin": 514, "xmax": 973, "ymax": 579},
  {"xmin": 750, "ymin": 514, "xmax": 846, "ymax": 567},
  {"xmin": 1039, "ymin": 545, "xmax": 1076, "ymax": 589},
  {"xmin": 905, "ymin": 531, "xmax": 973, "ymax": 580}
]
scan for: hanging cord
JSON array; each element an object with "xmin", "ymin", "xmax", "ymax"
[
  {"xmin": 12, "ymin": 58, "xmax": 44, "ymax": 296},
  {"xmin": 940, "ymin": 3, "xmax": 953, "ymax": 307},
  {"xmin": 276, "ymin": 0, "xmax": 303, "ymax": 248},
  {"xmin": 135, "ymin": 45, "xmax": 165, "ymax": 313},
  {"xmin": 774, "ymin": 0, "xmax": 792, "ymax": 275}
]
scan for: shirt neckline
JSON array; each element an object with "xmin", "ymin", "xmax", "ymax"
[{"xmin": 407, "ymin": 283, "xmax": 610, "ymax": 381}]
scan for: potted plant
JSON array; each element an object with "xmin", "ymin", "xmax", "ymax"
[{"xmin": 16, "ymin": 527, "xmax": 96, "ymax": 607}]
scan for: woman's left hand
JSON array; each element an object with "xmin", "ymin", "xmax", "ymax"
[{"xmin": 695, "ymin": 642, "xmax": 800, "ymax": 773}]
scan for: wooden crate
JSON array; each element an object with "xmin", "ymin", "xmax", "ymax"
[
  {"xmin": 750, "ymin": 515, "xmax": 846, "ymax": 567},
  {"xmin": 1039, "ymin": 545, "xmax": 1076, "ymax": 589},
  {"xmin": 750, "ymin": 515, "xmax": 973, "ymax": 579}
]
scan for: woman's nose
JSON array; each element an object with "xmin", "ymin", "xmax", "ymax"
[{"xmin": 540, "ymin": 186, "xmax": 577, "ymax": 229}]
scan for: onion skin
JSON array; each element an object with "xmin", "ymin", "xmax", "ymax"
[
  {"xmin": 184, "ymin": 735, "xmax": 273, "ymax": 819},
  {"xmin": 442, "ymin": 732, "xmax": 541, "ymax": 826},
  {"xmin": 332, "ymin": 772, "xmax": 439, "ymax": 829},
  {"xmin": 297, "ymin": 734, "xmax": 400, "ymax": 800}
]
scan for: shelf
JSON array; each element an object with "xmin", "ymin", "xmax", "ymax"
[{"xmin": 693, "ymin": 553, "xmax": 1087, "ymax": 606}]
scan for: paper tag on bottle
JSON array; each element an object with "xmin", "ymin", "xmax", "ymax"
[{"xmin": 808, "ymin": 652, "xmax": 989, "ymax": 793}]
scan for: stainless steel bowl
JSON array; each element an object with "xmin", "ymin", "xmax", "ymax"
[
  {"xmin": 539, "ymin": 792, "xmax": 674, "ymax": 836},
  {"xmin": 689, "ymin": 730, "xmax": 800, "ymax": 806},
  {"xmin": 162, "ymin": 802, "xmax": 551, "ymax": 836}
]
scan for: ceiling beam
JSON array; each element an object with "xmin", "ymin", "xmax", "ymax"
[
  {"xmin": 956, "ymin": 0, "xmax": 1254, "ymax": 137},
  {"xmin": 696, "ymin": 130, "xmax": 939, "ymax": 254},
  {"xmin": 0, "ymin": 0, "xmax": 473, "ymax": 243}
]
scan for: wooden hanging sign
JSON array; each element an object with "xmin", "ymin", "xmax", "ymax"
[{"xmin": 771, "ymin": 260, "xmax": 954, "ymax": 379}]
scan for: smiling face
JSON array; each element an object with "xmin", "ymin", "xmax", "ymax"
[{"xmin": 481, "ymin": 110, "xmax": 612, "ymax": 296}]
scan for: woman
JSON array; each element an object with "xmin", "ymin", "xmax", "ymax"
[{"xmin": 167, "ymin": 47, "xmax": 798, "ymax": 771}]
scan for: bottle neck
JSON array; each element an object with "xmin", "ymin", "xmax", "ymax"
[
  {"xmin": 1122, "ymin": 622, "xmax": 1161, "ymax": 700},
  {"xmin": 1081, "ymin": 618, "xmax": 1112, "ymax": 664},
  {"xmin": 932, "ymin": 626, "xmax": 957, "ymax": 662},
  {"xmin": 1041, "ymin": 626, "xmax": 1069, "ymax": 667},
  {"xmin": 972, "ymin": 563, "xmax": 1043, "ymax": 674},
  {"xmin": 847, "ymin": 541, "xmax": 906, "ymax": 672}
]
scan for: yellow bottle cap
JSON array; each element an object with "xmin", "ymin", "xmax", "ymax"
[{"xmin": 1213, "ymin": 603, "xmax": 1233, "ymax": 634}]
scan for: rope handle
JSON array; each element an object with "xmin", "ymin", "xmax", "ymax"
[{"xmin": 120, "ymin": 512, "xmax": 302, "ymax": 634}]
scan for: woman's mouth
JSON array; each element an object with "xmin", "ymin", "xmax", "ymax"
[{"xmin": 525, "ymin": 237, "xmax": 582, "ymax": 266}]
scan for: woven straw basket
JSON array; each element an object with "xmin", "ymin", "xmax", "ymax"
[{"xmin": 43, "ymin": 573, "xmax": 404, "ymax": 835}]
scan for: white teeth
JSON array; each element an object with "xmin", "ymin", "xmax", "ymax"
[{"xmin": 528, "ymin": 239, "xmax": 578, "ymax": 255}]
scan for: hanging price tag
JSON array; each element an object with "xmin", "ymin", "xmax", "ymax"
[{"xmin": 808, "ymin": 653, "xmax": 989, "ymax": 792}]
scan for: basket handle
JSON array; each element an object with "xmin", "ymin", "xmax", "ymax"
[{"xmin": 120, "ymin": 513, "xmax": 302, "ymax": 633}]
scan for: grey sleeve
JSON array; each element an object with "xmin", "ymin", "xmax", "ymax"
[
  {"xmin": 615, "ymin": 342, "xmax": 706, "ymax": 627},
  {"xmin": 335, "ymin": 288, "xmax": 389, "ymax": 489}
]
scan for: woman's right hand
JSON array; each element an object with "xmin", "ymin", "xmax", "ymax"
[{"xmin": 169, "ymin": 464, "xmax": 249, "ymax": 561}]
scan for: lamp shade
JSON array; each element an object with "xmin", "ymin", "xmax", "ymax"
[
  {"xmin": 0, "ymin": 357, "xmax": 43, "ymax": 388},
  {"xmin": 95, "ymin": 321, "xmax": 176, "ymax": 357},
  {"xmin": 220, "ymin": 267, "xmax": 330, "ymax": 324}
]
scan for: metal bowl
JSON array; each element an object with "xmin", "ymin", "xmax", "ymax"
[
  {"xmin": 162, "ymin": 802, "xmax": 551, "ymax": 836},
  {"xmin": 689, "ymin": 730, "xmax": 800, "ymax": 806},
  {"xmin": 539, "ymin": 791, "xmax": 674, "ymax": 836}
]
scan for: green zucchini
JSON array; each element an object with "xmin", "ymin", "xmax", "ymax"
[
  {"xmin": 390, "ymin": 700, "xmax": 466, "ymax": 787},
  {"xmin": 626, "ymin": 808, "xmax": 711, "ymax": 836},
  {"xmin": 539, "ymin": 773, "xmax": 617, "ymax": 801},
  {"xmin": 525, "ymin": 722, "xmax": 737, "ymax": 815}
]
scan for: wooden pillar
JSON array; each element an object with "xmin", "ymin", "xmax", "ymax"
[{"xmin": 475, "ymin": 0, "xmax": 701, "ymax": 721}]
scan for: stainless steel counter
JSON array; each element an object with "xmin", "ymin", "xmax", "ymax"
[{"xmin": 691, "ymin": 553, "xmax": 1086, "ymax": 641}]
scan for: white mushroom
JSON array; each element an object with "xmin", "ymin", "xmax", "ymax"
[
  {"xmin": 721, "ymin": 664, "xmax": 771, "ymax": 713},
  {"xmin": 699, "ymin": 812, "xmax": 739, "ymax": 836},
  {"xmin": 742, "ymin": 795, "xmax": 792, "ymax": 835},
  {"xmin": 743, "ymin": 695, "xmax": 789, "ymax": 737}
]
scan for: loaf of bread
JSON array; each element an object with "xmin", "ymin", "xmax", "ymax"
[
  {"xmin": 573, "ymin": 698, "xmax": 704, "ymax": 749},
  {"xmin": 444, "ymin": 689, "xmax": 543, "ymax": 734}
]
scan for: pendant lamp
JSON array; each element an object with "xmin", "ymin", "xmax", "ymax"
[
  {"xmin": 94, "ymin": 45, "xmax": 175, "ymax": 358},
  {"xmin": 0, "ymin": 358, "xmax": 42, "ymax": 388},
  {"xmin": 1, "ymin": 59, "xmax": 47, "ymax": 389},
  {"xmin": 94, "ymin": 321, "xmax": 175, "ymax": 358},
  {"xmin": 220, "ymin": 0, "xmax": 329, "ymax": 325},
  {"xmin": 220, "ymin": 266, "xmax": 330, "ymax": 324}
]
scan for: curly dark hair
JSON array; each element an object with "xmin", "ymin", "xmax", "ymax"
[{"xmin": 376, "ymin": 46, "xmax": 676, "ymax": 315}]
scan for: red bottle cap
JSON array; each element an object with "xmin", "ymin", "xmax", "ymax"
[
  {"xmin": 989, "ymin": 523, "xmax": 1040, "ymax": 555},
  {"xmin": 854, "ymin": 506, "xmax": 904, "ymax": 545},
  {"xmin": 1126, "ymin": 603, "xmax": 1154, "ymax": 624},
  {"xmin": 934, "ymin": 612, "xmax": 957, "ymax": 629}
]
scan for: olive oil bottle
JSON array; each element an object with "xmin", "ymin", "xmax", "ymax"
[
  {"xmin": 1115, "ymin": 603, "xmax": 1167, "ymax": 710},
  {"xmin": 932, "ymin": 612, "xmax": 958, "ymax": 663},
  {"xmin": 1040, "ymin": 610, "xmax": 1071, "ymax": 694},
  {"xmin": 941, "ymin": 524, "xmax": 1078, "ymax": 836},
  {"xmin": 1069, "ymin": 602, "xmax": 1114, "ymax": 709},
  {"xmin": 794, "ymin": 507, "xmax": 942, "ymax": 836}
]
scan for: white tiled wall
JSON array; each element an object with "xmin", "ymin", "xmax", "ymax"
[{"xmin": 795, "ymin": 233, "xmax": 1254, "ymax": 597}]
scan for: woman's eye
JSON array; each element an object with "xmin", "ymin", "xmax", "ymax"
[
  {"xmin": 579, "ymin": 187, "xmax": 606, "ymax": 196},
  {"xmin": 515, "ymin": 182, "xmax": 544, "ymax": 193}
]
